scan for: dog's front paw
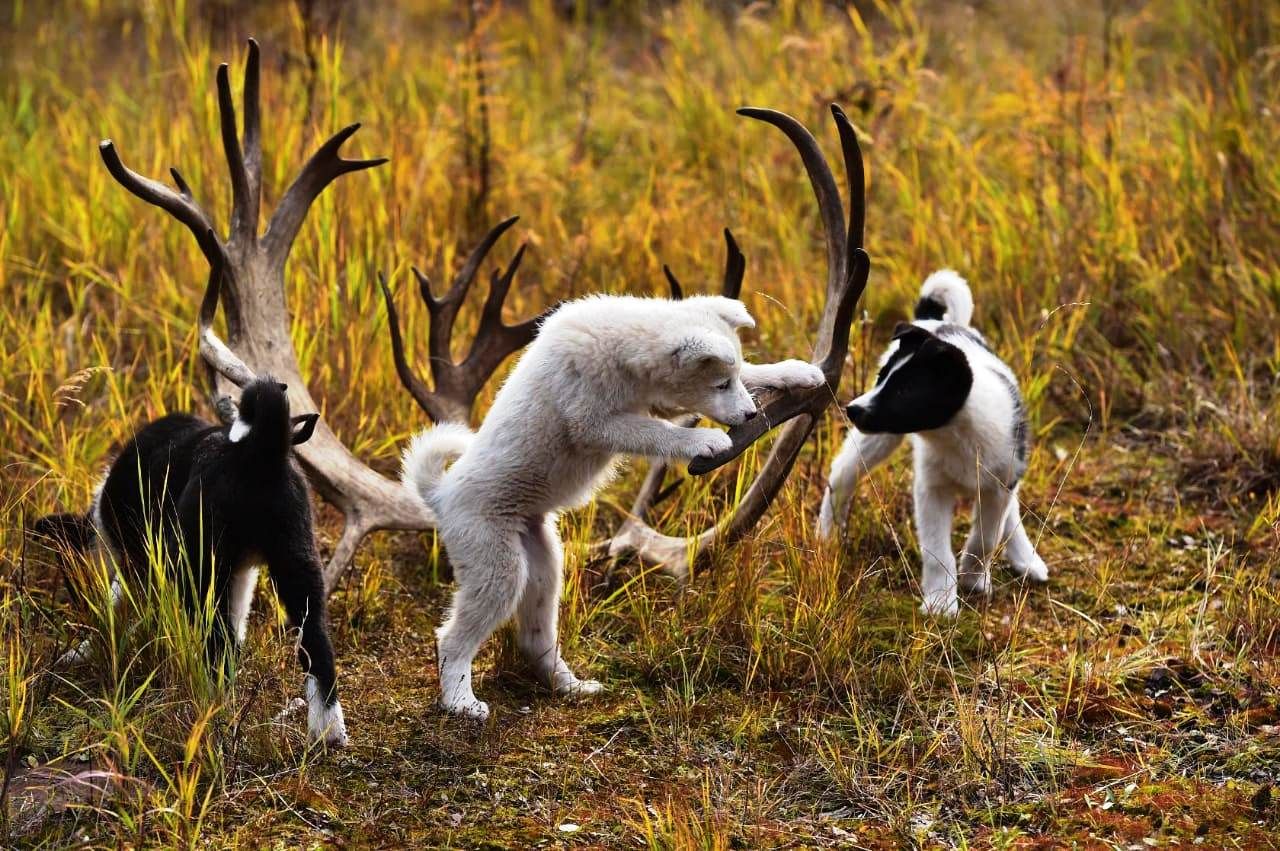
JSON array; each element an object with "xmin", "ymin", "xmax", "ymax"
[
  {"xmin": 919, "ymin": 592, "xmax": 959, "ymax": 618},
  {"xmin": 690, "ymin": 427, "xmax": 732, "ymax": 458},
  {"xmin": 555, "ymin": 678, "xmax": 604, "ymax": 699},
  {"xmin": 775, "ymin": 360, "xmax": 826, "ymax": 389},
  {"xmin": 1012, "ymin": 556, "xmax": 1049, "ymax": 584},
  {"xmin": 440, "ymin": 695, "xmax": 490, "ymax": 722}
]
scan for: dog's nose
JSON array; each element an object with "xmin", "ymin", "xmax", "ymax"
[
  {"xmin": 846, "ymin": 403, "xmax": 868, "ymax": 427},
  {"xmin": 743, "ymin": 409, "xmax": 758, "ymax": 421}
]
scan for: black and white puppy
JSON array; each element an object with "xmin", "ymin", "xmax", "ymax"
[
  {"xmin": 35, "ymin": 378, "xmax": 346, "ymax": 746},
  {"xmin": 817, "ymin": 271, "xmax": 1048, "ymax": 616}
]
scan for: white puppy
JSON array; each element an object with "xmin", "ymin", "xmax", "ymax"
[
  {"xmin": 402, "ymin": 294, "xmax": 825, "ymax": 720},
  {"xmin": 817, "ymin": 271, "xmax": 1048, "ymax": 616}
]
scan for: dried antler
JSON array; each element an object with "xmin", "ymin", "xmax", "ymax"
[
  {"xmin": 600, "ymin": 104, "xmax": 870, "ymax": 579},
  {"xmin": 376, "ymin": 216, "xmax": 551, "ymax": 424},
  {"xmin": 101, "ymin": 39, "xmax": 429, "ymax": 591}
]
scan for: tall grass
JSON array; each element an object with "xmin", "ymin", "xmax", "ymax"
[{"xmin": 1, "ymin": 0, "xmax": 1278, "ymax": 844}]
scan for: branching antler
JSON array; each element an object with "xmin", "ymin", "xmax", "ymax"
[
  {"xmin": 101, "ymin": 39, "xmax": 426, "ymax": 591},
  {"xmin": 600, "ymin": 104, "xmax": 871, "ymax": 579},
  {"xmin": 376, "ymin": 216, "xmax": 551, "ymax": 424}
]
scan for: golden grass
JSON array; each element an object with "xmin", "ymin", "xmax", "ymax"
[{"xmin": 2, "ymin": 0, "xmax": 1279, "ymax": 845}]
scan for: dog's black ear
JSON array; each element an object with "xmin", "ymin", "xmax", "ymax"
[
  {"xmin": 892, "ymin": 322, "xmax": 933, "ymax": 348},
  {"xmin": 290, "ymin": 413, "xmax": 320, "ymax": 445}
]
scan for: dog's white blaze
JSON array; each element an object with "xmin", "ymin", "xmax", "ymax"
[
  {"xmin": 228, "ymin": 417, "xmax": 251, "ymax": 443},
  {"xmin": 305, "ymin": 675, "xmax": 347, "ymax": 746}
]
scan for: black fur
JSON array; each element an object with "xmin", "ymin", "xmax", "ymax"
[
  {"xmin": 39, "ymin": 378, "xmax": 338, "ymax": 710},
  {"xmin": 913, "ymin": 295, "xmax": 947, "ymax": 321},
  {"xmin": 848, "ymin": 323, "xmax": 973, "ymax": 434}
]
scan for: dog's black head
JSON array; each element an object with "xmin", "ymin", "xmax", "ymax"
[
  {"xmin": 845, "ymin": 323, "xmax": 972, "ymax": 434},
  {"xmin": 231, "ymin": 378, "xmax": 319, "ymax": 447}
]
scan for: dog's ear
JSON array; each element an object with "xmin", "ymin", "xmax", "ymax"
[
  {"xmin": 290, "ymin": 413, "xmax": 320, "ymax": 446},
  {"xmin": 672, "ymin": 332, "xmax": 737, "ymax": 371},
  {"xmin": 892, "ymin": 322, "xmax": 933, "ymax": 349},
  {"xmin": 689, "ymin": 296, "xmax": 755, "ymax": 330}
]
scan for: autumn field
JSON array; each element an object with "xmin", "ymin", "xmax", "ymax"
[{"xmin": 2, "ymin": 0, "xmax": 1279, "ymax": 846}]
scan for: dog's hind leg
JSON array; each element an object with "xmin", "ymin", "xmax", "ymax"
[
  {"xmin": 1000, "ymin": 491, "xmax": 1049, "ymax": 584},
  {"xmin": 516, "ymin": 515, "xmax": 602, "ymax": 699},
  {"xmin": 436, "ymin": 519, "xmax": 528, "ymax": 722},
  {"xmin": 958, "ymin": 485, "xmax": 1015, "ymax": 597},
  {"xmin": 265, "ymin": 539, "xmax": 346, "ymax": 747},
  {"xmin": 226, "ymin": 566, "xmax": 259, "ymax": 647},
  {"xmin": 818, "ymin": 432, "xmax": 902, "ymax": 539},
  {"xmin": 914, "ymin": 480, "xmax": 959, "ymax": 617}
]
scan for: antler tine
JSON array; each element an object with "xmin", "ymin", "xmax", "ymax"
[
  {"xmin": 262, "ymin": 122, "xmax": 389, "ymax": 268},
  {"xmin": 242, "ymin": 39, "xmax": 262, "ymax": 222},
  {"xmin": 216, "ymin": 40, "xmax": 263, "ymax": 244},
  {"xmin": 99, "ymin": 141, "xmax": 221, "ymax": 266},
  {"xmin": 736, "ymin": 107, "xmax": 848, "ymax": 298},
  {"xmin": 663, "ymin": 265, "xmax": 685, "ymax": 300},
  {"xmin": 376, "ymin": 271, "xmax": 448, "ymax": 423},
  {"xmin": 195, "ymin": 228, "xmax": 256, "ymax": 402},
  {"xmin": 216, "ymin": 63, "xmax": 253, "ymax": 243},
  {"xmin": 721, "ymin": 228, "xmax": 745, "ymax": 299}
]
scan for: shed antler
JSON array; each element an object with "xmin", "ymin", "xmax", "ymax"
[
  {"xmin": 600, "ymin": 104, "xmax": 870, "ymax": 578},
  {"xmin": 101, "ymin": 39, "xmax": 429, "ymax": 591},
  {"xmin": 376, "ymin": 216, "xmax": 551, "ymax": 424}
]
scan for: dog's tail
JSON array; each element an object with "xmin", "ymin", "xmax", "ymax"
[
  {"xmin": 31, "ymin": 511, "xmax": 98, "ymax": 552},
  {"xmin": 914, "ymin": 269, "xmax": 974, "ymax": 327},
  {"xmin": 400, "ymin": 423, "xmax": 475, "ymax": 506}
]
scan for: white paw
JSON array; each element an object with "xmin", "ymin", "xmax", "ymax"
[
  {"xmin": 691, "ymin": 427, "xmax": 732, "ymax": 458},
  {"xmin": 920, "ymin": 593, "xmax": 959, "ymax": 618},
  {"xmin": 1012, "ymin": 556, "xmax": 1049, "ymax": 584},
  {"xmin": 305, "ymin": 682, "xmax": 348, "ymax": 747},
  {"xmin": 781, "ymin": 360, "xmax": 826, "ymax": 389},
  {"xmin": 555, "ymin": 678, "xmax": 604, "ymax": 699},
  {"xmin": 441, "ymin": 695, "xmax": 490, "ymax": 722}
]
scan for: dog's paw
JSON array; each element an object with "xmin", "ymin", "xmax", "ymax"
[
  {"xmin": 690, "ymin": 427, "xmax": 732, "ymax": 458},
  {"xmin": 1011, "ymin": 556, "xmax": 1049, "ymax": 584},
  {"xmin": 774, "ymin": 360, "xmax": 826, "ymax": 389},
  {"xmin": 440, "ymin": 695, "xmax": 490, "ymax": 722},
  {"xmin": 555, "ymin": 678, "xmax": 604, "ymax": 699},
  {"xmin": 919, "ymin": 593, "xmax": 959, "ymax": 618},
  {"xmin": 309, "ymin": 721, "xmax": 349, "ymax": 749}
]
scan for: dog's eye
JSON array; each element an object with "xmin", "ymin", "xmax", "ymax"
[{"xmin": 715, "ymin": 380, "xmax": 731, "ymax": 391}]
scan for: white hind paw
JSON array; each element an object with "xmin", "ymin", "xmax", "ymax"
[
  {"xmin": 440, "ymin": 695, "xmax": 490, "ymax": 722},
  {"xmin": 1013, "ymin": 556, "xmax": 1049, "ymax": 584},
  {"xmin": 556, "ymin": 678, "xmax": 604, "ymax": 699}
]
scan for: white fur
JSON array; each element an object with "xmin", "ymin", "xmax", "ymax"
[
  {"xmin": 919, "ymin": 269, "xmax": 974, "ymax": 326},
  {"xmin": 818, "ymin": 275, "xmax": 1047, "ymax": 617},
  {"xmin": 306, "ymin": 674, "xmax": 348, "ymax": 747},
  {"xmin": 228, "ymin": 416, "xmax": 251, "ymax": 443},
  {"xmin": 226, "ymin": 566, "xmax": 258, "ymax": 646},
  {"xmin": 402, "ymin": 294, "xmax": 824, "ymax": 720}
]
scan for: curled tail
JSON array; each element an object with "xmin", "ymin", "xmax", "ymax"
[
  {"xmin": 400, "ymin": 423, "xmax": 475, "ymax": 506},
  {"xmin": 914, "ymin": 269, "xmax": 974, "ymax": 327}
]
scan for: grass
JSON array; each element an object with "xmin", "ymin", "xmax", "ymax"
[{"xmin": 2, "ymin": 0, "xmax": 1279, "ymax": 846}]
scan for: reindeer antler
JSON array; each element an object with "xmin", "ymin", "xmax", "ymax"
[
  {"xmin": 599, "ymin": 104, "xmax": 870, "ymax": 579},
  {"xmin": 377, "ymin": 216, "xmax": 552, "ymax": 424},
  {"xmin": 101, "ymin": 39, "xmax": 429, "ymax": 591}
]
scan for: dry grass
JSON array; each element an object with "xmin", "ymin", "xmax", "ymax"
[{"xmin": 2, "ymin": 0, "xmax": 1279, "ymax": 846}]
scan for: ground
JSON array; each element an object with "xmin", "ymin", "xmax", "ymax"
[{"xmin": 2, "ymin": 0, "xmax": 1278, "ymax": 848}]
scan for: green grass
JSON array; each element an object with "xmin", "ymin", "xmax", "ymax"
[{"xmin": 2, "ymin": 0, "xmax": 1279, "ymax": 846}]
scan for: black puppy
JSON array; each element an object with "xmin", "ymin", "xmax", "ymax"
[{"xmin": 36, "ymin": 377, "xmax": 346, "ymax": 746}]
